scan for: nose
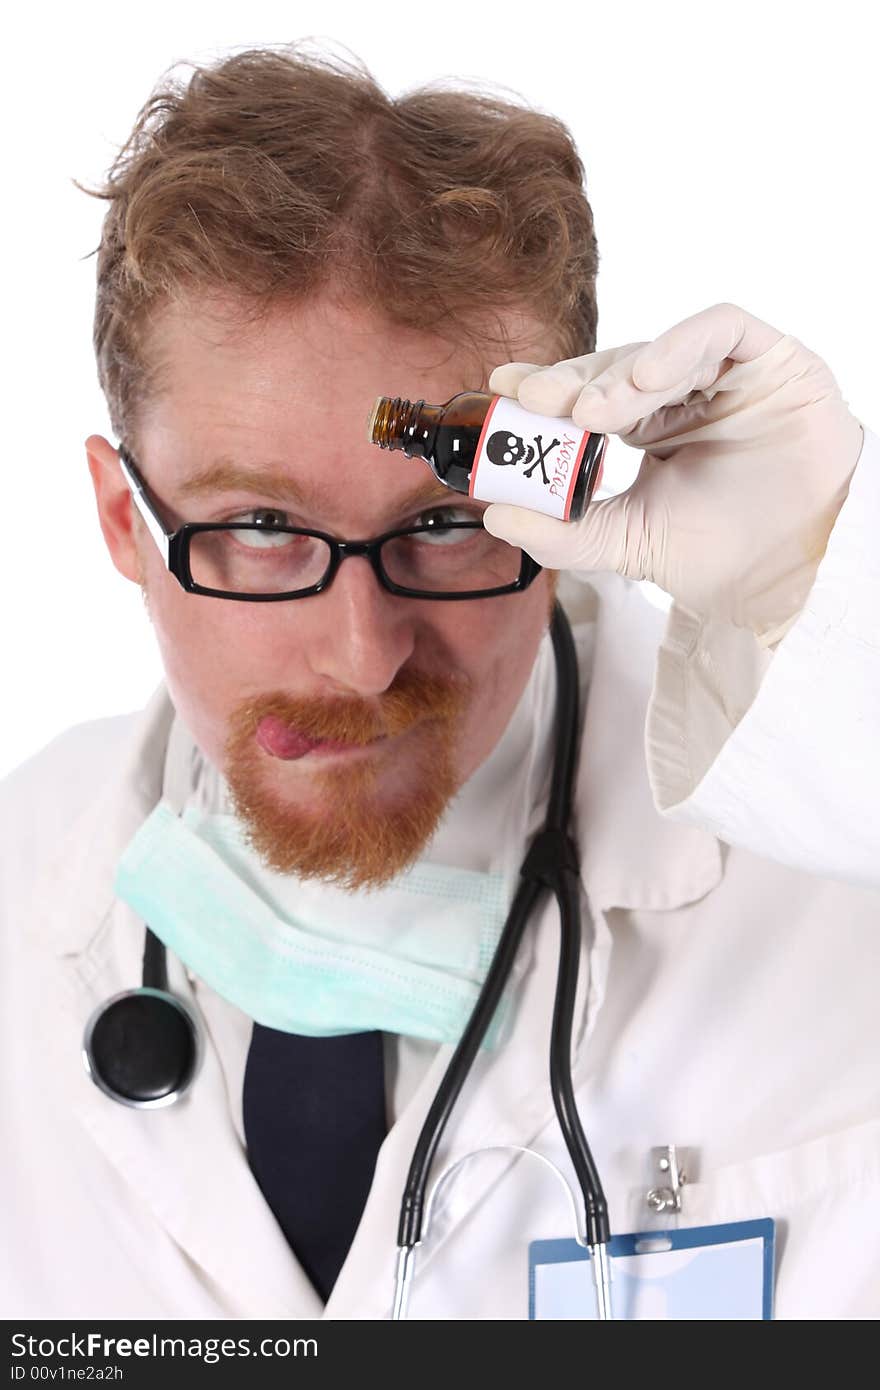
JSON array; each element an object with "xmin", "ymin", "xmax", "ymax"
[{"xmin": 306, "ymin": 555, "xmax": 417, "ymax": 696}]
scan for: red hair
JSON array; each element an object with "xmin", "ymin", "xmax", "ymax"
[{"xmin": 85, "ymin": 43, "xmax": 600, "ymax": 440}]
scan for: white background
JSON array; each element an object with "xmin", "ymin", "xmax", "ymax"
[{"xmin": 3, "ymin": 0, "xmax": 877, "ymax": 777}]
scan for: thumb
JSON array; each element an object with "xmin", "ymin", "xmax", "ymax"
[{"xmin": 483, "ymin": 494, "xmax": 633, "ymax": 576}]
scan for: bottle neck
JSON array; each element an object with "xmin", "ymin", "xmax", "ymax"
[{"xmin": 371, "ymin": 398, "xmax": 442, "ymax": 460}]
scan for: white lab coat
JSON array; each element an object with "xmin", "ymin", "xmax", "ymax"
[{"xmin": 2, "ymin": 428, "xmax": 879, "ymax": 1321}]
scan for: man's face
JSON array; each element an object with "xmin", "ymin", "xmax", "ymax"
[{"xmin": 88, "ymin": 293, "xmax": 556, "ymax": 888}]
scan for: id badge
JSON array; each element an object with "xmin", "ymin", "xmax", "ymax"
[{"xmin": 529, "ymin": 1219, "xmax": 775, "ymax": 1319}]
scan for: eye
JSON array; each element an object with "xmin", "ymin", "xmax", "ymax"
[
  {"xmin": 507, "ymin": 435, "xmax": 517, "ymax": 447},
  {"xmin": 409, "ymin": 506, "xmax": 481, "ymax": 544},
  {"xmin": 229, "ymin": 507, "xmax": 291, "ymax": 528},
  {"xmin": 227, "ymin": 507, "xmax": 299, "ymax": 549}
]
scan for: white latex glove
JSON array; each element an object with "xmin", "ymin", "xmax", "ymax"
[{"xmin": 484, "ymin": 302, "xmax": 865, "ymax": 645}]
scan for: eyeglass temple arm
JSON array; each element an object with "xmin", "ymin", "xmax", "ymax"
[{"xmin": 118, "ymin": 449, "xmax": 172, "ymax": 564}]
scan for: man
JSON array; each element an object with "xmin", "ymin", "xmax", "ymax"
[{"xmin": 2, "ymin": 44, "xmax": 878, "ymax": 1320}]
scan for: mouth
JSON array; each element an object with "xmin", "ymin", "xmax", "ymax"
[{"xmin": 255, "ymin": 715, "xmax": 389, "ymax": 762}]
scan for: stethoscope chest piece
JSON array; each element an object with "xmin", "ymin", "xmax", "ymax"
[{"xmin": 82, "ymin": 987, "xmax": 201, "ymax": 1108}]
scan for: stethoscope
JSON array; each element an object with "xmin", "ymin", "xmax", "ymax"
[{"xmin": 81, "ymin": 603, "xmax": 613, "ymax": 1318}]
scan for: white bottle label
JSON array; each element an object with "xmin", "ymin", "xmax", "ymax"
[{"xmin": 469, "ymin": 396, "xmax": 596, "ymax": 519}]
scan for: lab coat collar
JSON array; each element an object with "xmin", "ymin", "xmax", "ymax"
[{"xmin": 37, "ymin": 683, "xmax": 174, "ymax": 958}]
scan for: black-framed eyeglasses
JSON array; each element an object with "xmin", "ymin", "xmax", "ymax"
[{"xmin": 118, "ymin": 446, "xmax": 542, "ymax": 602}]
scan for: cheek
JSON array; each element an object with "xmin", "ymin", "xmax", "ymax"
[
  {"xmin": 443, "ymin": 581, "xmax": 552, "ymax": 776},
  {"xmin": 143, "ymin": 563, "xmax": 275, "ymax": 763}
]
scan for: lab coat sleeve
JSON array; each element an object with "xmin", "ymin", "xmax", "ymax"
[{"xmin": 645, "ymin": 421, "xmax": 880, "ymax": 888}]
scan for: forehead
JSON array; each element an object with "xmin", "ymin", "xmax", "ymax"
[
  {"xmin": 142, "ymin": 293, "xmax": 556, "ymax": 439},
  {"xmin": 136, "ymin": 292, "xmax": 556, "ymax": 519}
]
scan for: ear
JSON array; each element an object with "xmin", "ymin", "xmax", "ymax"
[{"xmin": 85, "ymin": 434, "xmax": 142, "ymax": 584}]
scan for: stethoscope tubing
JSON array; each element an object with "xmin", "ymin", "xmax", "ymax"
[{"xmin": 550, "ymin": 860, "xmax": 609, "ymax": 1249}]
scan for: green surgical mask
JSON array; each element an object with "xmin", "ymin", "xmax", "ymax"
[{"xmin": 114, "ymin": 801, "xmax": 515, "ymax": 1047}]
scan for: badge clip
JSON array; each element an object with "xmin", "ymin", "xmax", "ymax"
[{"xmin": 645, "ymin": 1145, "xmax": 691, "ymax": 1214}]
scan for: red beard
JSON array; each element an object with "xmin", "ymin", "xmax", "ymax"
[{"xmin": 222, "ymin": 665, "xmax": 472, "ymax": 889}]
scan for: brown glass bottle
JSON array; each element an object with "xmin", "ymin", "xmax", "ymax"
[{"xmin": 368, "ymin": 391, "xmax": 606, "ymax": 521}]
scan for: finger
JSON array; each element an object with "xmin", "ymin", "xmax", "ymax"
[
  {"xmin": 514, "ymin": 342, "xmax": 647, "ymax": 417},
  {"xmin": 487, "ymin": 362, "xmax": 548, "ymax": 396},
  {"xmin": 482, "ymin": 503, "xmax": 583, "ymax": 569},
  {"xmin": 630, "ymin": 301, "xmax": 783, "ymax": 393},
  {"xmin": 569, "ymin": 362, "xmax": 719, "ymax": 434},
  {"xmin": 517, "ymin": 362, "xmax": 590, "ymax": 416},
  {"xmin": 483, "ymin": 495, "xmax": 631, "ymax": 576}
]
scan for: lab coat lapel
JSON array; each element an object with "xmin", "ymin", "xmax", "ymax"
[{"xmin": 37, "ymin": 689, "xmax": 323, "ymax": 1318}]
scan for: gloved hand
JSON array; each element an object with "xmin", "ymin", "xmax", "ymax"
[{"xmin": 484, "ymin": 302, "xmax": 865, "ymax": 645}]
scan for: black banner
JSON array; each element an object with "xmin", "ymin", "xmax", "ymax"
[{"xmin": 2, "ymin": 1321, "xmax": 606, "ymax": 1385}]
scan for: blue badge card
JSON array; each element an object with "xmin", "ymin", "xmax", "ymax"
[{"xmin": 529, "ymin": 1219, "xmax": 774, "ymax": 1319}]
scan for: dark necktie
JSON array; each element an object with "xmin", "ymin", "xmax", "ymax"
[{"xmin": 242, "ymin": 1024, "xmax": 387, "ymax": 1302}]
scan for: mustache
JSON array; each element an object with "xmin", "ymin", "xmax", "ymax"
[{"xmin": 226, "ymin": 666, "xmax": 472, "ymax": 747}]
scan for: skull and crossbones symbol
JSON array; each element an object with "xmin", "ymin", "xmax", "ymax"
[{"xmin": 486, "ymin": 430, "xmax": 560, "ymax": 485}]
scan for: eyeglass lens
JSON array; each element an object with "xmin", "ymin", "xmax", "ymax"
[{"xmin": 187, "ymin": 525, "xmax": 522, "ymax": 595}]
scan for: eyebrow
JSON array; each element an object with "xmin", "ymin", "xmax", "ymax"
[{"xmin": 173, "ymin": 461, "xmax": 463, "ymax": 516}]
